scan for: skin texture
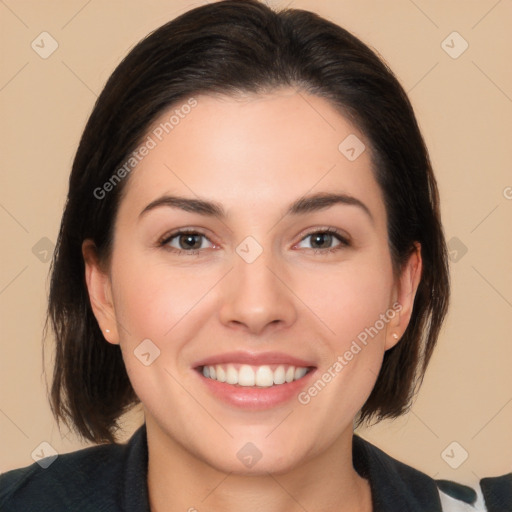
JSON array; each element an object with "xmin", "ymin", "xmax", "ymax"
[{"xmin": 83, "ymin": 88, "xmax": 422, "ymax": 512}]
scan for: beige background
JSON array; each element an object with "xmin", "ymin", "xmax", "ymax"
[{"xmin": 1, "ymin": 0, "xmax": 511, "ymax": 488}]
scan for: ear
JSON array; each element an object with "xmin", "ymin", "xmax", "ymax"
[
  {"xmin": 82, "ymin": 239, "xmax": 119, "ymax": 345},
  {"xmin": 385, "ymin": 242, "xmax": 422, "ymax": 350}
]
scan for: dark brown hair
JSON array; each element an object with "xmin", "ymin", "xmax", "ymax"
[{"xmin": 46, "ymin": 0, "xmax": 450, "ymax": 443}]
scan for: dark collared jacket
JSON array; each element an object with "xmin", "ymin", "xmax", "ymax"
[{"xmin": 1, "ymin": 424, "xmax": 510, "ymax": 511}]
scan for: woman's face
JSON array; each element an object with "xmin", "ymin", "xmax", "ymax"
[{"xmin": 86, "ymin": 88, "xmax": 421, "ymax": 474}]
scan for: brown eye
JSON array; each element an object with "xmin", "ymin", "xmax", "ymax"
[
  {"xmin": 159, "ymin": 230, "xmax": 214, "ymax": 254},
  {"xmin": 176, "ymin": 233, "xmax": 203, "ymax": 250},
  {"xmin": 309, "ymin": 232, "xmax": 336, "ymax": 250},
  {"xmin": 296, "ymin": 229, "xmax": 350, "ymax": 254}
]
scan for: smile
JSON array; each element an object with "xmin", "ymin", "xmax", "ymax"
[
  {"xmin": 193, "ymin": 351, "xmax": 317, "ymax": 409},
  {"xmin": 201, "ymin": 364, "xmax": 312, "ymax": 387}
]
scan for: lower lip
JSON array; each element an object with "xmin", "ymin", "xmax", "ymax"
[{"xmin": 196, "ymin": 368, "xmax": 317, "ymax": 410}]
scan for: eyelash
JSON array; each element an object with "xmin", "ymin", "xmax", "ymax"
[{"xmin": 157, "ymin": 227, "xmax": 351, "ymax": 257}]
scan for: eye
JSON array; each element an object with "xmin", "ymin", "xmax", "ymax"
[
  {"xmin": 295, "ymin": 228, "xmax": 350, "ymax": 255},
  {"xmin": 158, "ymin": 229, "xmax": 214, "ymax": 255},
  {"xmin": 158, "ymin": 227, "xmax": 351, "ymax": 256}
]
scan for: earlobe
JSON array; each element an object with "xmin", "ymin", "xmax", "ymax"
[
  {"xmin": 385, "ymin": 243, "xmax": 423, "ymax": 350},
  {"xmin": 82, "ymin": 239, "xmax": 120, "ymax": 345}
]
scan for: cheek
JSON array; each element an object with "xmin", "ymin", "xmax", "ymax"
[
  {"xmin": 296, "ymin": 256, "xmax": 394, "ymax": 405},
  {"xmin": 302, "ymin": 258, "xmax": 394, "ymax": 346},
  {"xmin": 109, "ymin": 256, "xmax": 204, "ymax": 407},
  {"xmin": 111, "ymin": 254, "xmax": 215, "ymax": 343}
]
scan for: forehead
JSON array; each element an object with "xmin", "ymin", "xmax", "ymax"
[{"xmin": 117, "ymin": 89, "xmax": 386, "ymax": 227}]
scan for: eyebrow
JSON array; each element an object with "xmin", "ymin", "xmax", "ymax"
[{"xmin": 138, "ymin": 192, "xmax": 374, "ymax": 224}]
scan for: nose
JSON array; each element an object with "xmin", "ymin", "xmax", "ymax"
[{"xmin": 218, "ymin": 245, "xmax": 297, "ymax": 336}]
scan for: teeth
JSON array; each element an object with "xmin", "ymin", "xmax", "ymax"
[
  {"xmin": 294, "ymin": 367, "xmax": 308, "ymax": 380},
  {"xmin": 255, "ymin": 365, "xmax": 274, "ymax": 387},
  {"xmin": 201, "ymin": 363, "xmax": 311, "ymax": 387},
  {"xmin": 273, "ymin": 365, "xmax": 286, "ymax": 385},
  {"xmin": 216, "ymin": 365, "xmax": 226, "ymax": 382},
  {"xmin": 226, "ymin": 365, "xmax": 238, "ymax": 385},
  {"xmin": 239, "ymin": 365, "xmax": 255, "ymax": 386}
]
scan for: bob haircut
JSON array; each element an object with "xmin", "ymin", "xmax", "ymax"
[{"xmin": 46, "ymin": 0, "xmax": 450, "ymax": 444}]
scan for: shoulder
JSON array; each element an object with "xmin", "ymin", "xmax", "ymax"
[
  {"xmin": 437, "ymin": 474, "xmax": 512, "ymax": 511},
  {"xmin": 0, "ymin": 441, "xmax": 127, "ymax": 512},
  {"xmin": 479, "ymin": 473, "xmax": 512, "ymax": 511},
  {"xmin": 353, "ymin": 434, "xmax": 512, "ymax": 511}
]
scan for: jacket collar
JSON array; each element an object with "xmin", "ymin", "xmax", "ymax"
[
  {"xmin": 353, "ymin": 433, "xmax": 443, "ymax": 511},
  {"xmin": 121, "ymin": 423, "xmax": 150, "ymax": 512}
]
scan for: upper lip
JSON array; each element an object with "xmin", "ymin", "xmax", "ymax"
[{"xmin": 193, "ymin": 351, "xmax": 316, "ymax": 368}]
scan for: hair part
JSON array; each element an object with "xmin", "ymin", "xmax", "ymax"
[{"xmin": 46, "ymin": 0, "xmax": 450, "ymax": 443}]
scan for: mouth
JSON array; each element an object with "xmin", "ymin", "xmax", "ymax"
[{"xmin": 192, "ymin": 352, "xmax": 317, "ymax": 410}]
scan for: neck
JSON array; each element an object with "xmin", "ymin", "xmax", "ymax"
[{"xmin": 145, "ymin": 418, "xmax": 372, "ymax": 512}]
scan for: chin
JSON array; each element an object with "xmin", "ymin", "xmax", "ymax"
[
  {"xmin": 210, "ymin": 454, "xmax": 302, "ymax": 476},
  {"xmin": 199, "ymin": 437, "xmax": 310, "ymax": 476}
]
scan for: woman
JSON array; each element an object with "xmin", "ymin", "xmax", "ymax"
[{"xmin": 1, "ymin": 1, "xmax": 510, "ymax": 510}]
